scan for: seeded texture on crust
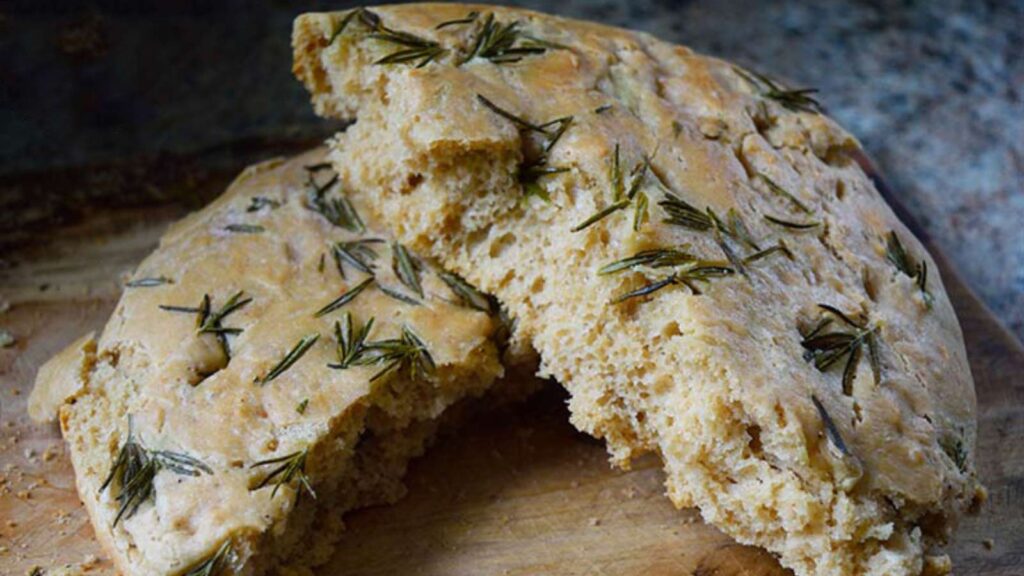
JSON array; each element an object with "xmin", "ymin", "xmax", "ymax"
[
  {"xmin": 293, "ymin": 5, "xmax": 983, "ymax": 575},
  {"xmin": 29, "ymin": 148, "xmax": 525, "ymax": 576}
]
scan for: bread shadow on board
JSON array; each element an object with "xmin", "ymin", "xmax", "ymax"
[{"xmin": 323, "ymin": 384, "xmax": 790, "ymax": 576}]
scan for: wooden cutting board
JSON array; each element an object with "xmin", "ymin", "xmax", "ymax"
[{"xmin": 0, "ymin": 144, "xmax": 1021, "ymax": 575}]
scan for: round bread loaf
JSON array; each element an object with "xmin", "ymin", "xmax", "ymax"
[{"xmin": 293, "ymin": 5, "xmax": 984, "ymax": 575}]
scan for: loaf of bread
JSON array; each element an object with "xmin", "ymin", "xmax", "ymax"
[
  {"xmin": 29, "ymin": 148, "xmax": 528, "ymax": 575},
  {"xmin": 293, "ymin": 5, "xmax": 984, "ymax": 575}
]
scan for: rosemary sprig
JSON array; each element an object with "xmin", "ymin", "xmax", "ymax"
[
  {"xmin": 296, "ymin": 399, "xmax": 309, "ymax": 414},
  {"xmin": 246, "ymin": 196, "xmax": 281, "ymax": 212},
  {"xmin": 811, "ymin": 395, "xmax": 851, "ymax": 457},
  {"xmin": 598, "ymin": 248, "xmax": 698, "ymax": 276},
  {"xmin": 477, "ymin": 94, "xmax": 573, "ymax": 201},
  {"xmin": 101, "ymin": 419, "xmax": 211, "ymax": 526},
  {"xmin": 183, "ymin": 541, "xmax": 232, "ymax": 576},
  {"xmin": 362, "ymin": 326, "xmax": 436, "ymax": 382},
  {"xmin": 304, "ymin": 162, "xmax": 332, "ymax": 173},
  {"xmin": 438, "ymin": 271, "xmax": 493, "ymax": 313},
  {"xmin": 460, "ymin": 12, "xmax": 552, "ymax": 65},
  {"xmin": 573, "ymin": 145, "xmax": 649, "ymax": 232},
  {"xmin": 758, "ymin": 174, "xmax": 811, "ymax": 214},
  {"xmin": 224, "ymin": 224, "xmax": 265, "ymax": 234},
  {"xmin": 800, "ymin": 304, "xmax": 881, "ymax": 394},
  {"xmin": 594, "ymin": 104, "xmax": 613, "ymax": 114},
  {"xmin": 659, "ymin": 192, "xmax": 713, "ymax": 231},
  {"xmin": 355, "ymin": 8, "xmax": 446, "ymax": 67},
  {"xmin": 884, "ymin": 231, "xmax": 933, "ymax": 307},
  {"xmin": 314, "ymin": 277, "xmax": 374, "ymax": 318},
  {"xmin": 378, "ymin": 284, "xmax": 422, "ymax": 306},
  {"xmin": 251, "ymin": 448, "xmax": 315, "ymax": 501},
  {"xmin": 328, "ymin": 312, "xmax": 376, "ymax": 369},
  {"xmin": 391, "ymin": 242, "xmax": 424, "ymax": 298},
  {"xmin": 612, "ymin": 262, "xmax": 734, "ymax": 303},
  {"xmin": 160, "ymin": 292, "xmax": 251, "ymax": 359},
  {"xmin": 126, "ymin": 276, "xmax": 173, "ymax": 288},
  {"xmin": 305, "ymin": 170, "xmax": 365, "ymax": 233},
  {"xmin": 435, "ymin": 11, "xmax": 479, "ymax": 29},
  {"xmin": 257, "ymin": 334, "xmax": 319, "ymax": 385},
  {"xmin": 764, "ymin": 214, "xmax": 820, "ymax": 230},
  {"xmin": 477, "ymin": 94, "xmax": 547, "ymax": 132},
  {"xmin": 742, "ymin": 240, "xmax": 793, "ymax": 264},
  {"xmin": 332, "ymin": 238, "xmax": 383, "ymax": 278},
  {"xmin": 734, "ymin": 66, "xmax": 822, "ymax": 114}
]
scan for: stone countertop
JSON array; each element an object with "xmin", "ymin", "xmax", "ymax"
[{"xmin": 1, "ymin": 0, "xmax": 1021, "ymax": 340}]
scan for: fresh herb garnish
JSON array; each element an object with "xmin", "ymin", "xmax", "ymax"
[
  {"xmin": 101, "ymin": 418, "xmax": 212, "ymax": 526},
  {"xmin": 764, "ymin": 214, "xmax": 820, "ymax": 229},
  {"xmin": 758, "ymin": 174, "xmax": 811, "ymax": 214},
  {"xmin": 884, "ymin": 231, "xmax": 933, "ymax": 308},
  {"xmin": 183, "ymin": 541, "xmax": 232, "ymax": 576},
  {"xmin": 477, "ymin": 94, "xmax": 572, "ymax": 201},
  {"xmin": 251, "ymin": 448, "xmax": 315, "ymax": 501},
  {"xmin": 314, "ymin": 277, "xmax": 374, "ymax": 318},
  {"xmin": 296, "ymin": 399, "xmax": 309, "ymax": 414},
  {"xmin": 611, "ymin": 262, "xmax": 735, "ymax": 303},
  {"xmin": 363, "ymin": 326, "xmax": 436, "ymax": 382},
  {"xmin": 438, "ymin": 271, "xmax": 492, "ymax": 312},
  {"xmin": 328, "ymin": 312, "xmax": 376, "ymax": 369},
  {"xmin": 246, "ymin": 196, "xmax": 281, "ymax": 213},
  {"xmin": 378, "ymin": 284, "xmax": 422, "ymax": 306},
  {"xmin": 344, "ymin": 8, "xmax": 445, "ymax": 67},
  {"xmin": 391, "ymin": 242, "xmax": 424, "ymax": 298},
  {"xmin": 573, "ymin": 145, "xmax": 650, "ymax": 232},
  {"xmin": 742, "ymin": 240, "xmax": 793, "ymax": 264},
  {"xmin": 305, "ymin": 170, "xmax": 365, "ymax": 233},
  {"xmin": 435, "ymin": 11, "xmax": 479, "ymax": 29},
  {"xmin": 734, "ymin": 66, "xmax": 822, "ymax": 114},
  {"xmin": 332, "ymin": 238, "xmax": 383, "ymax": 278},
  {"xmin": 811, "ymin": 395, "xmax": 851, "ymax": 457},
  {"xmin": 224, "ymin": 224, "xmax": 265, "ymax": 234},
  {"xmin": 460, "ymin": 12, "xmax": 555, "ymax": 64},
  {"xmin": 659, "ymin": 192, "xmax": 713, "ymax": 231},
  {"xmin": 257, "ymin": 334, "xmax": 319, "ymax": 385},
  {"xmin": 126, "ymin": 276, "xmax": 174, "ymax": 288},
  {"xmin": 599, "ymin": 248, "xmax": 698, "ymax": 276},
  {"xmin": 160, "ymin": 291, "xmax": 251, "ymax": 359},
  {"xmin": 800, "ymin": 304, "xmax": 881, "ymax": 394},
  {"xmin": 594, "ymin": 104, "xmax": 613, "ymax": 114}
]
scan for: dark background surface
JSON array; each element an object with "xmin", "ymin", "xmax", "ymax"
[{"xmin": 1, "ymin": 0, "xmax": 1021, "ymax": 340}]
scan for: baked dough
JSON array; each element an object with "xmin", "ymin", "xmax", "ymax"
[
  {"xmin": 30, "ymin": 148, "xmax": 526, "ymax": 575},
  {"xmin": 293, "ymin": 5, "xmax": 983, "ymax": 575}
]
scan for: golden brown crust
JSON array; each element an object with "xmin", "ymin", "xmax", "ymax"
[{"xmin": 294, "ymin": 5, "xmax": 980, "ymax": 575}]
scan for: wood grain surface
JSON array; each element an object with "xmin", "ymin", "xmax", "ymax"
[{"xmin": 0, "ymin": 145, "xmax": 1020, "ymax": 575}]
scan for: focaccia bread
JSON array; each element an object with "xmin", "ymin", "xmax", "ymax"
[
  {"xmin": 293, "ymin": 5, "xmax": 983, "ymax": 575},
  {"xmin": 29, "ymin": 148, "xmax": 529, "ymax": 575}
]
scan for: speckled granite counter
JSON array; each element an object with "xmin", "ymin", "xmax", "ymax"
[{"xmin": 1, "ymin": 0, "xmax": 1021, "ymax": 339}]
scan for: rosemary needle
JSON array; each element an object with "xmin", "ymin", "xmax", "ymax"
[
  {"xmin": 257, "ymin": 334, "xmax": 319, "ymax": 385},
  {"xmin": 126, "ymin": 276, "xmax": 174, "ymax": 288},
  {"xmin": 391, "ymin": 242, "xmax": 424, "ymax": 298},
  {"xmin": 183, "ymin": 541, "xmax": 232, "ymax": 576},
  {"xmin": 314, "ymin": 277, "xmax": 374, "ymax": 318},
  {"xmin": 251, "ymin": 449, "xmax": 315, "ymax": 501}
]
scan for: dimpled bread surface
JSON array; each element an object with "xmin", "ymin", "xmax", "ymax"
[
  {"xmin": 29, "ymin": 148, "xmax": 516, "ymax": 575},
  {"xmin": 293, "ymin": 4, "xmax": 983, "ymax": 575}
]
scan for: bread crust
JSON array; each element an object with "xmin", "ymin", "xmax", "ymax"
[
  {"xmin": 33, "ymin": 148, "xmax": 509, "ymax": 575},
  {"xmin": 293, "ymin": 5, "xmax": 982, "ymax": 575}
]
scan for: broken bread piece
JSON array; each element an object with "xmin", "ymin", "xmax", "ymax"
[
  {"xmin": 29, "ymin": 148, "xmax": 524, "ymax": 576},
  {"xmin": 294, "ymin": 4, "xmax": 983, "ymax": 575}
]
